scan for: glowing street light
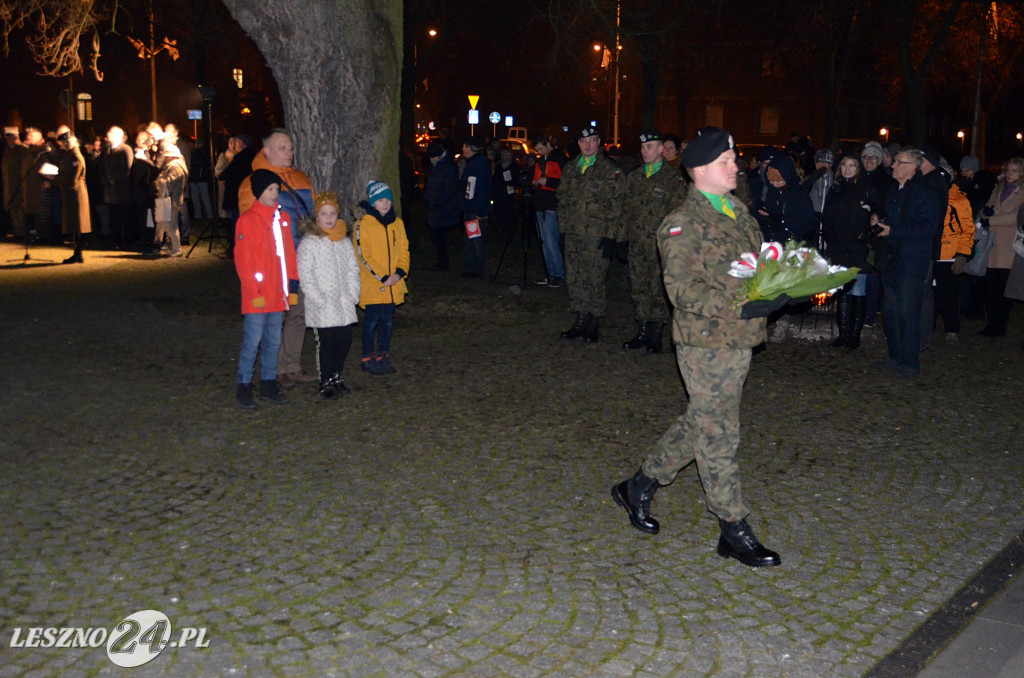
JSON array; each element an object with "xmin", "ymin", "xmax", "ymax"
[
  {"xmin": 880, "ymin": 127, "xmax": 889, "ymax": 144},
  {"xmin": 957, "ymin": 129, "xmax": 966, "ymax": 153},
  {"xmin": 1017, "ymin": 132, "xmax": 1022, "ymax": 150}
]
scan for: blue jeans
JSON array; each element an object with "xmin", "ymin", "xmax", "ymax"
[
  {"xmin": 535, "ymin": 210, "xmax": 564, "ymax": 279},
  {"xmin": 362, "ymin": 303, "xmax": 395, "ymax": 357},
  {"xmin": 463, "ymin": 214, "xmax": 488, "ymax": 276},
  {"xmin": 881, "ymin": 255, "xmax": 931, "ymax": 370},
  {"xmin": 237, "ymin": 311, "xmax": 283, "ymax": 383}
]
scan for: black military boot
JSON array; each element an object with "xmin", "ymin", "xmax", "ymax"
[
  {"xmin": 646, "ymin": 323, "xmax": 665, "ymax": 354},
  {"xmin": 560, "ymin": 312, "xmax": 586, "ymax": 340},
  {"xmin": 582, "ymin": 314, "xmax": 599, "ymax": 343},
  {"xmin": 846, "ymin": 295, "xmax": 866, "ymax": 351},
  {"xmin": 334, "ymin": 374, "xmax": 351, "ymax": 395},
  {"xmin": 717, "ymin": 518, "xmax": 781, "ymax": 567},
  {"xmin": 319, "ymin": 374, "xmax": 340, "ymax": 400},
  {"xmin": 236, "ymin": 383, "xmax": 257, "ymax": 410},
  {"xmin": 830, "ymin": 292, "xmax": 852, "ymax": 348},
  {"xmin": 259, "ymin": 379, "xmax": 289, "ymax": 404},
  {"xmin": 611, "ymin": 468, "xmax": 661, "ymax": 534},
  {"xmin": 623, "ymin": 320, "xmax": 649, "ymax": 350}
]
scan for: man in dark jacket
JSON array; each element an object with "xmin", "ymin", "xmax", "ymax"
[
  {"xmin": 218, "ymin": 134, "xmax": 257, "ymax": 258},
  {"xmin": 458, "ymin": 136, "xmax": 492, "ymax": 278},
  {"xmin": 873, "ymin": 148, "xmax": 945, "ymax": 378},
  {"xmin": 422, "ymin": 141, "xmax": 461, "ymax": 271},
  {"xmin": 103, "ymin": 126, "xmax": 134, "ymax": 246}
]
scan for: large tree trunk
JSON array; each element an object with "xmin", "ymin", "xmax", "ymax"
[{"xmin": 220, "ymin": 0, "xmax": 403, "ymax": 217}]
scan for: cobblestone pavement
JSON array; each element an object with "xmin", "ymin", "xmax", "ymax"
[{"xmin": 1, "ymin": 236, "xmax": 1022, "ymax": 677}]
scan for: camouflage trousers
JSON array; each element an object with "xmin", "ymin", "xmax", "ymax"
[
  {"xmin": 627, "ymin": 234, "xmax": 670, "ymax": 323},
  {"xmin": 564, "ymin": 233, "xmax": 610, "ymax": 317},
  {"xmin": 642, "ymin": 346, "xmax": 752, "ymax": 522}
]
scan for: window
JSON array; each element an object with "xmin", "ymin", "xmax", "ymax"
[
  {"xmin": 759, "ymin": 106, "xmax": 779, "ymax": 135},
  {"xmin": 705, "ymin": 104, "xmax": 724, "ymax": 130},
  {"xmin": 76, "ymin": 93, "xmax": 93, "ymax": 122},
  {"xmin": 232, "ymin": 68, "xmax": 244, "ymax": 89}
]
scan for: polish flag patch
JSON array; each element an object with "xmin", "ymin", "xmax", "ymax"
[{"xmin": 668, "ymin": 225, "xmax": 683, "ymax": 237}]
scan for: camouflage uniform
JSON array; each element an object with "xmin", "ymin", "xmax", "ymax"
[
  {"xmin": 641, "ymin": 184, "xmax": 765, "ymax": 522},
  {"xmin": 557, "ymin": 153, "xmax": 623, "ymax": 317},
  {"xmin": 621, "ymin": 162, "xmax": 686, "ymax": 323}
]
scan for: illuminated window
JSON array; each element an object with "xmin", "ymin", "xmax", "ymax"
[
  {"xmin": 232, "ymin": 68, "xmax": 243, "ymax": 89},
  {"xmin": 759, "ymin": 106, "xmax": 779, "ymax": 135},
  {"xmin": 76, "ymin": 93, "xmax": 93, "ymax": 121}
]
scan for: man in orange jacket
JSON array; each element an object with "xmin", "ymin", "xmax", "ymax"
[{"xmin": 238, "ymin": 129, "xmax": 316, "ymax": 388}]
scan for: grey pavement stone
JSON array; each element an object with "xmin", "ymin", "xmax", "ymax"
[{"xmin": 2, "ymin": 241, "xmax": 1023, "ymax": 676}]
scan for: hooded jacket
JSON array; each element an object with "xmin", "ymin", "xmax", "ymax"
[
  {"xmin": 756, "ymin": 154, "xmax": 817, "ymax": 243},
  {"xmin": 939, "ymin": 183, "xmax": 974, "ymax": 261}
]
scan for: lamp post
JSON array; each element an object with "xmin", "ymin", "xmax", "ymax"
[
  {"xmin": 958, "ymin": 130, "xmax": 966, "ymax": 153},
  {"xmin": 1017, "ymin": 132, "xmax": 1022, "ymax": 150},
  {"xmin": 880, "ymin": 127, "xmax": 889, "ymax": 144}
]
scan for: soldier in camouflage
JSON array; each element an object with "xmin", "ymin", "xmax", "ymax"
[
  {"xmin": 556, "ymin": 126, "xmax": 624, "ymax": 342},
  {"xmin": 611, "ymin": 129, "xmax": 789, "ymax": 568},
  {"xmin": 620, "ymin": 130, "xmax": 686, "ymax": 353}
]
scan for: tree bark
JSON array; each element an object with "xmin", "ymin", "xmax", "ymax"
[{"xmin": 220, "ymin": 0, "xmax": 403, "ymax": 217}]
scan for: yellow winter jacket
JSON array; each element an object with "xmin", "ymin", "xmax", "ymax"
[
  {"xmin": 355, "ymin": 207, "xmax": 410, "ymax": 308},
  {"xmin": 940, "ymin": 183, "xmax": 974, "ymax": 260}
]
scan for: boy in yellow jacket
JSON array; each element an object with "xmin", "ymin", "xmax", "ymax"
[{"xmin": 356, "ymin": 181, "xmax": 409, "ymax": 374}]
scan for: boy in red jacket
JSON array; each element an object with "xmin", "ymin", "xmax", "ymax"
[{"xmin": 233, "ymin": 169, "xmax": 299, "ymax": 408}]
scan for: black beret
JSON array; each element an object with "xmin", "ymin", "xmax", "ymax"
[
  {"xmin": 681, "ymin": 129, "xmax": 735, "ymax": 169},
  {"xmin": 577, "ymin": 126, "xmax": 599, "ymax": 141}
]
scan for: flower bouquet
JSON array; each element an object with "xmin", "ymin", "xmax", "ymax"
[{"xmin": 728, "ymin": 240, "xmax": 858, "ymax": 302}]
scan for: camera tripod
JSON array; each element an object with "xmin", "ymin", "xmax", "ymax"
[{"xmin": 490, "ymin": 205, "xmax": 540, "ymax": 285}]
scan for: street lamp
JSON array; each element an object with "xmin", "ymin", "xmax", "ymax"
[
  {"xmin": 958, "ymin": 130, "xmax": 965, "ymax": 153},
  {"xmin": 880, "ymin": 127, "xmax": 888, "ymax": 144},
  {"xmin": 1017, "ymin": 132, "xmax": 1022, "ymax": 150}
]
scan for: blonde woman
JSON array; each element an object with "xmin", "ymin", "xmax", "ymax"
[{"xmin": 978, "ymin": 158, "xmax": 1024, "ymax": 336}]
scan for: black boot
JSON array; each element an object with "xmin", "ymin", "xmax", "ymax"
[
  {"xmin": 259, "ymin": 379, "xmax": 289, "ymax": 404},
  {"xmin": 846, "ymin": 295, "xmax": 866, "ymax": 351},
  {"xmin": 319, "ymin": 374, "xmax": 340, "ymax": 400},
  {"xmin": 334, "ymin": 374, "xmax": 351, "ymax": 395},
  {"xmin": 560, "ymin": 312, "xmax": 586, "ymax": 340},
  {"xmin": 623, "ymin": 320, "xmax": 649, "ymax": 350},
  {"xmin": 830, "ymin": 292, "xmax": 851, "ymax": 348},
  {"xmin": 646, "ymin": 323, "xmax": 665, "ymax": 354},
  {"xmin": 582, "ymin": 314, "xmax": 599, "ymax": 343},
  {"xmin": 716, "ymin": 518, "xmax": 781, "ymax": 567},
  {"xmin": 236, "ymin": 383, "xmax": 257, "ymax": 409},
  {"xmin": 611, "ymin": 468, "xmax": 661, "ymax": 534}
]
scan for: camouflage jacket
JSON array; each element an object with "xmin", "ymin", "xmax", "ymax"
[
  {"xmin": 657, "ymin": 185, "xmax": 766, "ymax": 349},
  {"xmin": 557, "ymin": 153, "xmax": 623, "ymax": 239},
  {"xmin": 621, "ymin": 163, "xmax": 687, "ymax": 243}
]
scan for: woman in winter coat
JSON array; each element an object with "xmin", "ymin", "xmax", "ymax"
[
  {"xmin": 296, "ymin": 192, "xmax": 361, "ymax": 399},
  {"xmin": 821, "ymin": 154, "xmax": 872, "ymax": 349},
  {"xmin": 1002, "ymin": 201, "xmax": 1024, "ymax": 349},
  {"xmin": 977, "ymin": 158, "xmax": 1024, "ymax": 337},
  {"xmin": 755, "ymin": 153, "xmax": 817, "ymax": 244},
  {"xmin": 54, "ymin": 126, "xmax": 92, "ymax": 263}
]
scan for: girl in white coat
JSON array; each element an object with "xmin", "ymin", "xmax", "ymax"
[{"xmin": 296, "ymin": 192, "xmax": 361, "ymax": 399}]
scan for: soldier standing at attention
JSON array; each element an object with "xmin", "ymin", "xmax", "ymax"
[
  {"xmin": 620, "ymin": 130, "xmax": 686, "ymax": 353},
  {"xmin": 611, "ymin": 129, "xmax": 788, "ymax": 568},
  {"xmin": 557, "ymin": 126, "xmax": 624, "ymax": 343}
]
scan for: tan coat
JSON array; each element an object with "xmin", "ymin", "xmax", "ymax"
[
  {"xmin": 984, "ymin": 182, "xmax": 1024, "ymax": 270},
  {"xmin": 57, "ymin": 145, "xmax": 91, "ymax": 235}
]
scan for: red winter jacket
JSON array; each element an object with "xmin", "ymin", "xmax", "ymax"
[{"xmin": 234, "ymin": 200, "xmax": 298, "ymax": 314}]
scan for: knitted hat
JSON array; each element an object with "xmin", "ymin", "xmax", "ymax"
[
  {"xmin": 861, "ymin": 141, "xmax": 884, "ymax": 161},
  {"xmin": 960, "ymin": 155, "xmax": 980, "ymax": 172},
  {"xmin": 366, "ymin": 180, "xmax": 393, "ymax": 203},
  {"xmin": 426, "ymin": 141, "xmax": 445, "ymax": 158},
  {"xmin": 638, "ymin": 130, "xmax": 662, "ymax": 143},
  {"xmin": 250, "ymin": 169, "xmax": 282, "ymax": 200},
  {"xmin": 758, "ymin": 145, "xmax": 777, "ymax": 162},
  {"xmin": 814, "ymin": 148, "xmax": 834, "ymax": 165},
  {"xmin": 314, "ymin": 191, "xmax": 339, "ymax": 214},
  {"xmin": 681, "ymin": 129, "xmax": 734, "ymax": 169}
]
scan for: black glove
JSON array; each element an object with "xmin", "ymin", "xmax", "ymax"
[
  {"xmin": 980, "ymin": 217, "xmax": 990, "ymax": 230},
  {"xmin": 982, "ymin": 205, "xmax": 995, "ymax": 217},
  {"xmin": 598, "ymin": 237, "xmax": 616, "ymax": 260},
  {"xmin": 741, "ymin": 294, "xmax": 791, "ymax": 319}
]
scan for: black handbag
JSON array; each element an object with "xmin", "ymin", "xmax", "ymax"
[{"xmin": 864, "ymin": 235, "xmax": 900, "ymax": 272}]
